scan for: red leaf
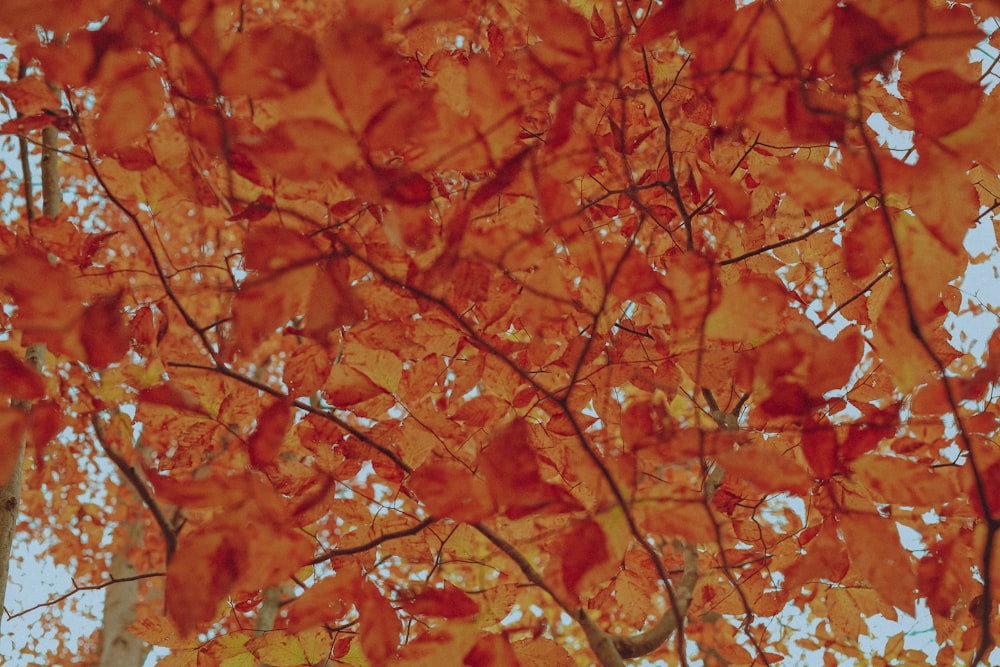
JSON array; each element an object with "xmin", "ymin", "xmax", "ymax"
[
  {"xmin": 81, "ymin": 292, "xmax": 131, "ymax": 368},
  {"xmin": 907, "ymin": 70, "xmax": 982, "ymax": 138},
  {"xmin": 549, "ymin": 519, "xmax": 610, "ymax": 604},
  {"xmin": 398, "ymin": 582, "xmax": 480, "ymax": 618},
  {"xmin": 589, "ymin": 7, "xmax": 607, "ymax": 39},
  {"xmin": 828, "ymin": 4, "xmax": 897, "ymax": 85},
  {"xmin": 232, "ymin": 590, "xmax": 264, "ymax": 613},
  {"xmin": 801, "ymin": 422, "xmax": 839, "ymax": 479},
  {"xmin": 465, "ymin": 633, "xmax": 521, "ymax": 667},
  {"xmin": 479, "ymin": 420, "xmax": 580, "ymax": 519},
  {"xmin": 227, "ymin": 195, "xmax": 274, "ymax": 223}
]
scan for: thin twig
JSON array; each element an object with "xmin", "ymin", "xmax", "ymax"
[
  {"xmin": 309, "ymin": 518, "xmax": 437, "ymax": 565},
  {"xmin": 6, "ymin": 572, "xmax": 164, "ymax": 620}
]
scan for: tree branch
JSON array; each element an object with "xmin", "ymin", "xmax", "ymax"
[
  {"xmin": 309, "ymin": 517, "xmax": 436, "ymax": 565},
  {"xmin": 91, "ymin": 415, "xmax": 179, "ymax": 560},
  {"xmin": 6, "ymin": 572, "xmax": 164, "ymax": 620}
]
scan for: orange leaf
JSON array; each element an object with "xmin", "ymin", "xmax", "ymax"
[
  {"xmin": 0, "ymin": 350, "xmax": 45, "ymax": 401},
  {"xmin": 637, "ymin": 500, "xmax": 718, "ymax": 545},
  {"xmin": 323, "ymin": 365, "xmax": 384, "ymax": 406},
  {"xmin": 138, "ymin": 383, "xmax": 207, "ymax": 416},
  {"xmin": 852, "ymin": 455, "xmax": 960, "ymax": 508},
  {"xmin": 407, "ymin": 460, "xmax": 495, "ymax": 523},
  {"xmin": 512, "ymin": 637, "xmax": 577, "ymax": 667},
  {"xmin": 525, "ymin": 0, "xmax": 594, "ymax": 80},
  {"xmin": 843, "ymin": 211, "xmax": 891, "ymax": 279},
  {"xmin": 715, "ymin": 445, "xmax": 813, "ymax": 494},
  {"xmin": 809, "ymin": 328, "xmax": 865, "ymax": 396},
  {"xmin": 230, "ymin": 270, "xmax": 308, "ymax": 356},
  {"xmin": 93, "ymin": 63, "xmax": 164, "ymax": 153},
  {"xmin": 358, "ymin": 580, "xmax": 401, "ymax": 664},
  {"xmin": 782, "ymin": 523, "xmax": 849, "ymax": 594},
  {"xmin": 918, "ymin": 534, "xmax": 976, "ymax": 618},
  {"xmin": 219, "ymin": 25, "xmax": 319, "ymax": 99},
  {"xmin": 303, "ymin": 259, "xmax": 362, "ymax": 340},
  {"xmin": 705, "ymin": 276, "xmax": 790, "ymax": 342},
  {"xmin": 28, "ymin": 400, "xmax": 62, "ymax": 468},
  {"xmin": 285, "ymin": 569, "xmax": 358, "ymax": 633},
  {"xmin": 869, "ymin": 284, "xmax": 938, "ymax": 392},
  {"xmin": 840, "ymin": 511, "xmax": 917, "ymax": 617},
  {"xmin": 908, "ymin": 149, "xmax": 979, "ymax": 254},
  {"xmin": 801, "ymin": 422, "xmax": 839, "ymax": 479},
  {"xmin": 146, "ymin": 472, "xmax": 252, "ymax": 509},
  {"xmin": 320, "ymin": 20, "xmax": 417, "ymax": 129},
  {"xmin": 0, "ymin": 245, "xmax": 82, "ymax": 333},
  {"xmin": 243, "ymin": 226, "xmax": 316, "ymax": 273},
  {"xmin": 241, "ymin": 119, "xmax": 359, "ymax": 181},
  {"xmin": 0, "ymin": 75, "xmax": 61, "ymax": 115},
  {"xmin": 248, "ymin": 400, "xmax": 292, "ymax": 468},
  {"xmin": 127, "ymin": 613, "xmax": 199, "ymax": 650},
  {"xmin": 167, "ymin": 495, "xmax": 314, "ymax": 636},
  {"xmin": 465, "ymin": 633, "xmax": 522, "ymax": 667},
  {"xmin": 166, "ymin": 528, "xmax": 240, "ymax": 636},
  {"xmin": 284, "ymin": 343, "xmax": 333, "ymax": 397}
]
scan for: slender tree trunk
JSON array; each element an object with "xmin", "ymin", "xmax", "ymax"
[
  {"xmin": 255, "ymin": 583, "xmax": 294, "ymax": 667},
  {"xmin": 0, "ymin": 421, "xmax": 27, "ymax": 633},
  {"xmin": 98, "ymin": 516, "xmax": 147, "ymax": 667},
  {"xmin": 0, "ymin": 105, "xmax": 56, "ymax": 631}
]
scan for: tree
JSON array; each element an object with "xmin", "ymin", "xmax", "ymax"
[{"xmin": 1, "ymin": 0, "xmax": 1000, "ymax": 664}]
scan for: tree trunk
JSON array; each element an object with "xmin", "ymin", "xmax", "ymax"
[
  {"xmin": 98, "ymin": 517, "xmax": 147, "ymax": 667},
  {"xmin": 0, "ymin": 102, "xmax": 56, "ymax": 632}
]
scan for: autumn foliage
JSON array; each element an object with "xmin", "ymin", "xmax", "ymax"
[{"xmin": 3, "ymin": 0, "xmax": 1000, "ymax": 665}]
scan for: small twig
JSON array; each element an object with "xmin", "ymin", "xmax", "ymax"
[
  {"xmin": 5, "ymin": 572, "xmax": 164, "ymax": 620},
  {"xmin": 309, "ymin": 517, "xmax": 437, "ymax": 565},
  {"xmin": 474, "ymin": 522, "xmax": 572, "ymax": 610},
  {"xmin": 720, "ymin": 197, "xmax": 870, "ymax": 266},
  {"xmin": 816, "ymin": 266, "xmax": 891, "ymax": 327}
]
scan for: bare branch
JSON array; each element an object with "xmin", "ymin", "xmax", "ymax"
[
  {"xmin": 91, "ymin": 415, "xmax": 179, "ymax": 560},
  {"xmin": 6, "ymin": 572, "xmax": 165, "ymax": 620},
  {"xmin": 310, "ymin": 517, "xmax": 437, "ymax": 565}
]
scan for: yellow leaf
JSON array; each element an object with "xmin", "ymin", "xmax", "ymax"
[
  {"xmin": 351, "ymin": 349, "xmax": 403, "ymax": 394},
  {"xmin": 248, "ymin": 631, "xmax": 308, "ymax": 667}
]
